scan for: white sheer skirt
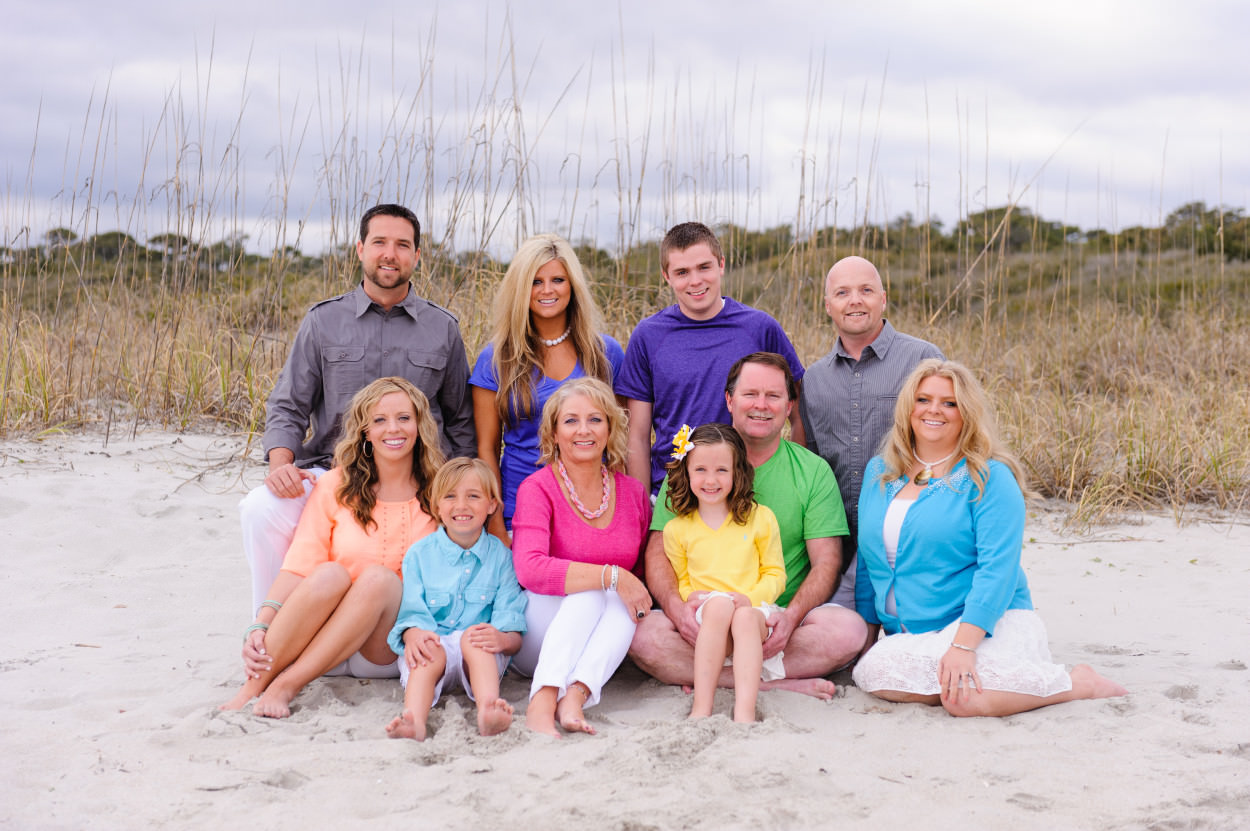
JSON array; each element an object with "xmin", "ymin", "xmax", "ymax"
[{"xmin": 853, "ymin": 610, "xmax": 1072, "ymax": 697}]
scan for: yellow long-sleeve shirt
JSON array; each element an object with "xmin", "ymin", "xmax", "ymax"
[{"xmin": 663, "ymin": 504, "xmax": 786, "ymax": 606}]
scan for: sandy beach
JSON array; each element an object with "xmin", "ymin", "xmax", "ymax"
[{"xmin": 1, "ymin": 429, "xmax": 1247, "ymax": 830}]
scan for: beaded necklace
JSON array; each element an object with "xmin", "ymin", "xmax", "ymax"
[
  {"xmin": 541, "ymin": 326, "xmax": 572, "ymax": 347},
  {"xmin": 556, "ymin": 458, "xmax": 611, "ymax": 519}
]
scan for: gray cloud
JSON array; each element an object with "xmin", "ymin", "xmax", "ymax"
[{"xmin": 3, "ymin": 0, "xmax": 1246, "ymax": 255}]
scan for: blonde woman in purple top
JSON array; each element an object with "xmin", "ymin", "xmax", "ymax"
[
  {"xmin": 470, "ymin": 234, "xmax": 624, "ymax": 543},
  {"xmin": 510, "ymin": 377, "xmax": 652, "ymax": 736}
]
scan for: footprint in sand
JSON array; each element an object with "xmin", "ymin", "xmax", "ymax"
[
  {"xmin": 262, "ymin": 769, "xmax": 311, "ymax": 790},
  {"xmin": 1163, "ymin": 684, "xmax": 1198, "ymax": 701},
  {"xmin": 1216, "ymin": 659, "xmax": 1246, "ymax": 671},
  {"xmin": 1006, "ymin": 793, "xmax": 1052, "ymax": 812}
]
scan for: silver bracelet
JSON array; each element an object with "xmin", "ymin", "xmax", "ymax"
[
  {"xmin": 950, "ymin": 641, "xmax": 976, "ymax": 653},
  {"xmin": 609, "ymin": 565, "xmax": 619, "ymax": 592},
  {"xmin": 600, "ymin": 564, "xmax": 610, "ymax": 591}
]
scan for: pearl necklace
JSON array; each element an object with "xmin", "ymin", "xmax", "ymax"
[
  {"xmin": 557, "ymin": 458, "xmax": 611, "ymax": 519},
  {"xmin": 540, "ymin": 326, "xmax": 572, "ymax": 347},
  {"xmin": 912, "ymin": 448, "xmax": 959, "ymax": 486}
]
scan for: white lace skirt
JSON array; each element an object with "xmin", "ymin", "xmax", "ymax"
[{"xmin": 852, "ymin": 610, "xmax": 1072, "ymax": 698}]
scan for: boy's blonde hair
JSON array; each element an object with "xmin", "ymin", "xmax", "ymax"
[{"xmin": 428, "ymin": 457, "xmax": 501, "ymax": 526}]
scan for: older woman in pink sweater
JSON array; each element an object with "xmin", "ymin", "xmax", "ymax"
[{"xmin": 510, "ymin": 377, "xmax": 651, "ymax": 736}]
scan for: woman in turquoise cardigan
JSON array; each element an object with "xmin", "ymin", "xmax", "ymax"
[{"xmin": 853, "ymin": 360, "xmax": 1125, "ymax": 716}]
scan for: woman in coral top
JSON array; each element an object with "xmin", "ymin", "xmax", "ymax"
[
  {"xmin": 221, "ymin": 377, "xmax": 443, "ymax": 718},
  {"xmin": 510, "ymin": 377, "xmax": 651, "ymax": 736}
]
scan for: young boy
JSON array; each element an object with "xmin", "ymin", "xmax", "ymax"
[
  {"xmin": 616, "ymin": 222, "xmax": 807, "ymax": 495},
  {"xmin": 385, "ymin": 458, "xmax": 527, "ymax": 741}
]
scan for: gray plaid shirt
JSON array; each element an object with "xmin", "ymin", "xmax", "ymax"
[{"xmin": 798, "ymin": 320, "xmax": 943, "ymax": 559}]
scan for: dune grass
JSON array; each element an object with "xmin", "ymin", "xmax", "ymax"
[{"xmin": 3, "ymin": 44, "xmax": 1247, "ymax": 524}]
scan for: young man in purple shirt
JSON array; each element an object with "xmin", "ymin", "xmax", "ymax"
[{"xmin": 616, "ymin": 222, "xmax": 806, "ymax": 495}]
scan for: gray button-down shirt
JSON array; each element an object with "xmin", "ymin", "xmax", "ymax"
[
  {"xmin": 799, "ymin": 321, "xmax": 943, "ymax": 559},
  {"xmin": 262, "ymin": 283, "xmax": 476, "ymax": 468}
]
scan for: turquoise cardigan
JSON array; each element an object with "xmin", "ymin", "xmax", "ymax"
[{"xmin": 855, "ymin": 456, "xmax": 1033, "ymax": 636}]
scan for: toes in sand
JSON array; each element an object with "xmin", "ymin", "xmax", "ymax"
[
  {"xmin": 760, "ymin": 677, "xmax": 837, "ymax": 701},
  {"xmin": 477, "ymin": 698, "xmax": 514, "ymax": 736},
  {"xmin": 385, "ymin": 709, "xmax": 428, "ymax": 741}
]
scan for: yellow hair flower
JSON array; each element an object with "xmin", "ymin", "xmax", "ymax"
[{"xmin": 670, "ymin": 424, "xmax": 694, "ymax": 460}]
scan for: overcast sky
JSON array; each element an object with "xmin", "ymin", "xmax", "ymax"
[{"xmin": 3, "ymin": 0, "xmax": 1246, "ymax": 256}]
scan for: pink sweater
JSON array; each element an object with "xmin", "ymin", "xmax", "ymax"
[{"xmin": 511, "ymin": 466, "xmax": 650, "ymax": 596}]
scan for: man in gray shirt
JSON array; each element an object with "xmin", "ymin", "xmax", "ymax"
[
  {"xmin": 799, "ymin": 256, "xmax": 943, "ymax": 592},
  {"xmin": 239, "ymin": 204, "xmax": 475, "ymax": 614}
]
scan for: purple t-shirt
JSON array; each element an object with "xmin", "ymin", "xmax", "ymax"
[{"xmin": 615, "ymin": 297, "xmax": 804, "ymax": 493}]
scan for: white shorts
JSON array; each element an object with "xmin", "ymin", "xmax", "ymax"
[
  {"xmin": 397, "ymin": 629, "xmax": 509, "ymax": 705},
  {"xmin": 693, "ymin": 592, "xmax": 786, "ymax": 682},
  {"xmin": 324, "ymin": 652, "xmax": 400, "ymax": 679}
]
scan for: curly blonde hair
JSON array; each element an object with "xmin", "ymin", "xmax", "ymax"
[
  {"xmin": 489, "ymin": 233, "xmax": 613, "ymax": 423},
  {"xmin": 879, "ymin": 359, "xmax": 1036, "ymax": 499},
  {"xmin": 333, "ymin": 377, "xmax": 446, "ymax": 527},
  {"xmin": 536, "ymin": 377, "xmax": 628, "ymax": 472},
  {"xmin": 664, "ymin": 423, "xmax": 756, "ymax": 524}
]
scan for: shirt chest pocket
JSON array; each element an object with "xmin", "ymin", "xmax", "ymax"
[
  {"xmin": 404, "ymin": 349, "xmax": 448, "ymax": 392},
  {"xmin": 865, "ymin": 394, "xmax": 898, "ymax": 444},
  {"xmin": 424, "ymin": 591, "xmax": 453, "ymax": 610},
  {"xmin": 323, "ymin": 346, "xmax": 367, "ymax": 408},
  {"xmin": 463, "ymin": 578, "xmax": 500, "ymax": 608}
]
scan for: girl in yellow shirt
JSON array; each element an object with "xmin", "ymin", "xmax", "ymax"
[{"xmin": 662, "ymin": 423, "xmax": 785, "ymax": 722}]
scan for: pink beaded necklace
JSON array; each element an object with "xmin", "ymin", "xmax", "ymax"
[{"xmin": 556, "ymin": 458, "xmax": 611, "ymax": 519}]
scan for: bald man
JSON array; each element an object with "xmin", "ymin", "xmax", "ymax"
[{"xmin": 798, "ymin": 256, "xmax": 943, "ymax": 603}]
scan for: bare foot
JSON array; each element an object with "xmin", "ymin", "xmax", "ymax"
[
  {"xmin": 1071, "ymin": 664, "xmax": 1128, "ymax": 699},
  {"xmin": 219, "ymin": 688, "xmax": 255, "ymax": 711},
  {"xmin": 385, "ymin": 709, "xmax": 428, "ymax": 741},
  {"xmin": 760, "ymin": 677, "xmax": 837, "ymax": 700},
  {"xmin": 252, "ymin": 685, "xmax": 297, "ymax": 719},
  {"xmin": 477, "ymin": 698, "xmax": 514, "ymax": 737},
  {"xmin": 556, "ymin": 683, "xmax": 596, "ymax": 735},
  {"xmin": 526, "ymin": 710, "xmax": 561, "ymax": 738},
  {"xmin": 526, "ymin": 687, "xmax": 561, "ymax": 738}
]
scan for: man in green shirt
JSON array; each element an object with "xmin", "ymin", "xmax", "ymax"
[{"xmin": 630, "ymin": 352, "xmax": 868, "ymax": 698}]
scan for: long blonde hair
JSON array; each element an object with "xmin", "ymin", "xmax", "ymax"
[
  {"xmin": 333, "ymin": 377, "xmax": 446, "ymax": 527},
  {"xmin": 536, "ymin": 377, "xmax": 629, "ymax": 473},
  {"xmin": 489, "ymin": 233, "xmax": 612, "ymax": 422},
  {"xmin": 879, "ymin": 359, "xmax": 1036, "ymax": 499}
]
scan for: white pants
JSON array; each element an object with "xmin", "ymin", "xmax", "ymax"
[
  {"xmin": 238, "ymin": 468, "xmax": 326, "ymax": 615},
  {"xmin": 511, "ymin": 590, "xmax": 634, "ymax": 708}
]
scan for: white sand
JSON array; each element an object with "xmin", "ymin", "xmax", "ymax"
[{"xmin": 1, "ymin": 430, "xmax": 1248, "ymax": 830}]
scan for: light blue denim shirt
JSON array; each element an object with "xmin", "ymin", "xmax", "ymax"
[{"xmin": 388, "ymin": 527, "xmax": 527, "ymax": 655}]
